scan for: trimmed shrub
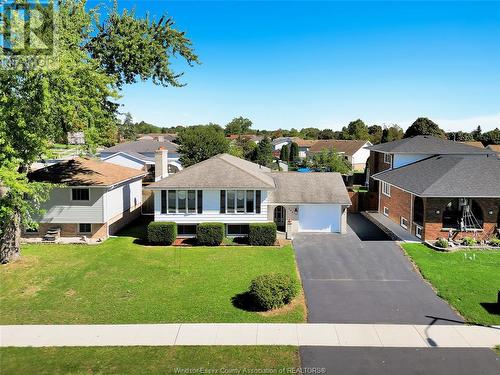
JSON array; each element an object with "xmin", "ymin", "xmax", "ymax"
[
  {"xmin": 248, "ymin": 222, "xmax": 277, "ymax": 246},
  {"xmin": 147, "ymin": 222, "xmax": 177, "ymax": 245},
  {"xmin": 489, "ymin": 238, "xmax": 500, "ymax": 247},
  {"xmin": 461, "ymin": 237, "xmax": 477, "ymax": 246},
  {"xmin": 435, "ymin": 237, "xmax": 449, "ymax": 249},
  {"xmin": 249, "ymin": 273, "xmax": 299, "ymax": 311},
  {"xmin": 197, "ymin": 222, "xmax": 224, "ymax": 246}
]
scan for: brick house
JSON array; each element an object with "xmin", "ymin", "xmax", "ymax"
[
  {"xmin": 367, "ymin": 136, "xmax": 499, "ymax": 241},
  {"xmin": 24, "ymin": 158, "xmax": 146, "ymax": 242}
]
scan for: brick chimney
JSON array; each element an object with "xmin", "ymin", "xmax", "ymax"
[{"xmin": 155, "ymin": 147, "xmax": 168, "ymax": 181}]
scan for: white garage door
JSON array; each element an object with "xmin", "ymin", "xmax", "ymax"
[{"xmin": 298, "ymin": 204, "xmax": 341, "ymax": 233}]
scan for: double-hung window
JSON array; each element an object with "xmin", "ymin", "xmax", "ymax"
[
  {"xmin": 381, "ymin": 182, "xmax": 391, "ymax": 197},
  {"xmin": 383, "ymin": 153, "xmax": 392, "ymax": 165}
]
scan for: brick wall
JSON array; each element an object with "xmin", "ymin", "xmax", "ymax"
[
  {"xmin": 378, "ymin": 184, "xmax": 412, "ymax": 232},
  {"xmin": 423, "ymin": 197, "xmax": 499, "ymax": 241},
  {"xmin": 368, "ymin": 151, "xmax": 391, "ymax": 191}
]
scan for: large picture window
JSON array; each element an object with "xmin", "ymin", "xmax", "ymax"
[
  {"xmin": 161, "ymin": 190, "xmax": 201, "ymax": 214},
  {"xmin": 222, "ymin": 190, "xmax": 257, "ymax": 214}
]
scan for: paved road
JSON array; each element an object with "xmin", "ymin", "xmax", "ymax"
[
  {"xmin": 300, "ymin": 347, "xmax": 500, "ymax": 375},
  {"xmin": 293, "ymin": 213, "xmax": 461, "ymax": 325}
]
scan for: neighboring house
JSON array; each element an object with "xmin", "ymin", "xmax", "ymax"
[
  {"xmin": 146, "ymin": 154, "xmax": 350, "ymax": 238},
  {"xmin": 227, "ymin": 134, "xmax": 263, "ymax": 144},
  {"xmin": 367, "ymin": 136, "xmax": 498, "ymax": 241},
  {"xmin": 295, "ymin": 139, "xmax": 315, "ymax": 158},
  {"xmin": 137, "ymin": 133, "xmax": 177, "ymax": 142},
  {"xmin": 100, "ymin": 140, "xmax": 182, "ymax": 180},
  {"xmin": 24, "ymin": 158, "xmax": 146, "ymax": 241},
  {"xmin": 308, "ymin": 140, "xmax": 372, "ymax": 171},
  {"xmin": 486, "ymin": 144, "xmax": 500, "ymax": 156},
  {"xmin": 272, "ymin": 137, "xmax": 296, "ymax": 151}
]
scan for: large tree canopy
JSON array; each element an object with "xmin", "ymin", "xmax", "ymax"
[
  {"xmin": 0, "ymin": 0, "xmax": 199, "ymax": 263},
  {"xmin": 224, "ymin": 116, "xmax": 253, "ymax": 135},
  {"xmin": 177, "ymin": 125, "xmax": 229, "ymax": 167},
  {"xmin": 404, "ymin": 117, "xmax": 446, "ymax": 138},
  {"xmin": 342, "ymin": 119, "xmax": 370, "ymax": 140}
]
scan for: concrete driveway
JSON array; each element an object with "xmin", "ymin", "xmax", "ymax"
[{"xmin": 293, "ymin": 213, "xmax": 462, "ymax": 325}]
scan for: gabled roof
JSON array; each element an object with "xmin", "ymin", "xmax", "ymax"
[
  {"xmin": 101, "ymin": 140, "xmax": 178, "ymax": 154},
  {"xmin": 102, "ymin": 151, "xmax": 154, "ymax": 164},
  {"xmin": 372, "ymin": 154, "xmax": 500, "ymax": 197},
  {"xmin": 295, "ymin": 139, "xmax": 316, "ymax": 147},
  {"xmin": 28, "ymin": 158, "xmax": 147, "ymax": 187},
  {"xmin": 147, "ymin": 154, "xmax": 275, "ymax": 189},
  {"xmin": 268, "ymin": 172, "xmax": 351, "ymax": 204},
  {"xmin": 309, "ymin": 140, "xmax": 371, "ymax": 156},
  {"xmin": 272, "ymin": 137, "xmax": 295, "ymax": 146},
  {"xmin": 368, "ymin": 135, "xmax": 492, "ymax": 155}
]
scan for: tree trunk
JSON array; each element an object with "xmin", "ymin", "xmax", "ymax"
[{"xmin": 0, "ymin": 210, "xmax": 21, "ymax": 264}]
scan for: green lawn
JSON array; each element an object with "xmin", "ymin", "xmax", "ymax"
[
  {"xmin": 402, "ymin": 243, "xmax": 500, "ymax": 325},
  {"xmin": 0, "ymin": 346, "xmax": 300, "ymax": 375},
  {"xmin": 0, "ymin": 234, "xmax": 305, "ymax": 324}
]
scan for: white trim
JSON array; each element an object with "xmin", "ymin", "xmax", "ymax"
[
  {"xmin": 400, "ymin": 216, "xmax": 408, "ymax": 229},
  {"xmin": 381, "ymin": 182, "xmax": 391, "ymax": 197},
  {"xmin": 415, "ymin": 225, "xmax": 423, "ymax": 239},
  {"xmin": 384, "ymin": 153, "xmax": 392, "ymax": 165},
  {"xmin": 383, "ymin": 206, "xmax": 389, "ymax": 216}
]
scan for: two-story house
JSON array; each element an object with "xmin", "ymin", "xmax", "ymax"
[{"xmin": 367, "ymin": 136, "xmax": 499, "ymax": 241}]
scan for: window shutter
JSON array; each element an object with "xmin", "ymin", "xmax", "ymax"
[
  {"xmin": 197, "ymin": 190, "xmax": 203, "ymax": 214},
  {"xmin": 255, "ymin": 190, "xmax": 261, "ymax": 214},
  {"xmin": 161, "ymin": 190, "xmax": 167, "ymax": 214},
  {"xmin": 220, "ymin": 190, "xmax": 226, "ymax": 213}
]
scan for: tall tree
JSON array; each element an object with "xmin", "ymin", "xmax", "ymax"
[
  {"xmin": 381, "ymin": 125, "xmax": 404, "ymax": 143},
  {"xmin": 342, "ymin": 119, "xmax": 370, "ymax": 140},
  {"xmin": 318, "ymin": 129, "xmax": 336, "ymax": 140},
  {"xmin": 254, "ymin": 137, "xmax": 273, "ymax": 166},
  {"xmin": 308, "ymin": 148, "xmax": 351, "ymax": 174},
  {"xmin": 279, "ymin": 144, "xmax": 290, "ymax": 162},
  {"xmin": 447, "ymin": 131, "xmax": 473, "ymax": 142},
  {"xmin": 118, "ymin": 112, "xmax": 137, "ymax": 141},
  {"xmin": 471, "ymin": 125, "xmax": 482, "ymax": 141},
  {"xmin": 0, "ymin": 0, "xmax": 199, "ymax": 263},
  {"xmin": 481, "ymin": 128, "xmax": 500, "ymax": 145},
  {"xmin": 368, "ymin": 125, "xmax": 383, "ymax": 144},
  {"xmin": 225, "ymin": 117, "xmax": 252, "ymax": 135},
  {"xmin": 234, "ymin": 136, "xmax": 257, "ymax": 161},
  {"xmin": 300, "ymin": 127, "xmax": 320, "ymax": 140},
  {"xmin": 404, "ymin": 117, "xmax": 446, "ymax": 138},
  {"xmin": 289, "ymin": 142, "xmax": 299, "ymax": 162},
  {"xmin": 178, "ymin": 125, "xmax": 229, "ymax": 167}
]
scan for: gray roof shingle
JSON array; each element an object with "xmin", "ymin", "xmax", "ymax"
[
  {"xmin": 147, "ymin": 154, "xmax": 275, "ymax": 189},
  {"xmin": 368, "ymin": 135, "xmax": 493, "ymax": 155},
  {"xmin": 101, "ymin": 140, "xmax": 178, "ymax": 154},
  {"xmin": 268, "ymin": 172, "xmax": 351, "ymax": 204},
  {"xmin": 372, "ymin": 154, "xmax": 500, "ymax": 197}
]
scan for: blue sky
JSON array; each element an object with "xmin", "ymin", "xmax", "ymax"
[{"xmin": 100, "ymin": 1, "xmax": 500, "ymax": 131}]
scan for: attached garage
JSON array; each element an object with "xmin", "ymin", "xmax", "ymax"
[{"xmin": 298, "ymin": 204, "xmax": 342, "ymax": 233}]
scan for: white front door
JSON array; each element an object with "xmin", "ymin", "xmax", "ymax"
[{"xmin": 298, "ymin": 204, "xmax": 341, "ymax": 233}]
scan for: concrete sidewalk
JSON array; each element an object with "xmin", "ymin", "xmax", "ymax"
[{"xmin": 1, "ymin": 323, "xmax": 499, "ymax": 348}]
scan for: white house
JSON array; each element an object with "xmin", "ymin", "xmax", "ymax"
[
  {"xmin": 100, "ymin": 139, "xmax": 182, "ymax": 179},
  {"xmin": 24, "ymin": 158, "xmax": 146, "ymax": 242},
  {"xmin": 308, "ymin": 140, "xmax": 372, "ymax": 171},
  {"xmin": 146, "ymin": 153, "xmax": 351, "ymax": 238}
]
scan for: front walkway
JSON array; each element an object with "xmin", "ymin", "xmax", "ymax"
[
  {"xmin": 1, "ymin": 323, "xmax": 499, "ymax": 348},
  {"xmin": 363, "ymin": 211, "xmax": 421, "ymax": 242}
]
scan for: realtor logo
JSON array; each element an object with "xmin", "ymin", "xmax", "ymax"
[{"xmin": 1, "ymin": 1, "xmax": 55, "ymax": 56}]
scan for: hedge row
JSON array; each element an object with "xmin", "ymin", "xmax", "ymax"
[{"xmin": 147, "ymin": 221, "xmax": 277, "ymax": 246}]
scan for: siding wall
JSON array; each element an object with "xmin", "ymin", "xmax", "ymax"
[
  {"xmin": 40, "ymin": 187, "xmax": 106, "ymax": 223},
  {"xmin": 104, "ymin": 178, "xmax": 143, "ymax": 222},
  {"xmin": 102, "ymin": 153, "xmax": 146, "ymax": 170},
  {"xmin": 351, "ymin": 145, "xmax": 370, "ymax": 170},
  {"xmin": 393, "ymin": 154, "xmax": 429, "ymax": 169},
  {"xmin": 153, "ymin": 189, "xmax": 270, "ymax": 224}
]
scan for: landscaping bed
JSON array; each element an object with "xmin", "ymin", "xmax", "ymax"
[
  {"xmin": 0, "ymin": 346, "xmax": 300, "ymax": 375},
  {"xmin": 0, "ymin": 235, "xmax": 305, "ymax": 324},
  {"xmin": 402, "ymin": 243, "xmax": 500, "ymax": 325}
]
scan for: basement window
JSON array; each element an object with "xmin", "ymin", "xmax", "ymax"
[
  {"xmin": 415, "ymin": 225, "xmax": 423, "ymax": 239},
  {"xmin": 400, "ymin": 217, "xmax": 408, "ymax": 229},
  {"xmin": 383, "ymin": 206, "xmax": 389, "ymax": 217},
  {"xmin": 79, "ymin": 223, "xmax": 92, "ymax": 234}
]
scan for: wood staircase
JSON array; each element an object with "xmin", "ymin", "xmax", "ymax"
[{"xmin": 43, "ymin": 227, "xmax": 61, "ymax": 242}]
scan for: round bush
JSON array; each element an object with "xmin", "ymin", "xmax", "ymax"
[
  {"xmin": 461, "ymin": 237, "xmax": 476, "ymax": 246},
  {"xmin": 249, "ymin": 273, "xmax": 299, "ymax": 311},
  {"xmin": 248, "ymin": 222, "xmax": 277, "ymax": 246},
  {"xmin": 147, "ymin": 222, "xmax": 177, "ymax": 245},
  {"xmin": 435, "ymin": 237, "xmax": 449, "ymax": 249},
  {"xmin": 197, "ymin": 222, "xmax": 224, "ymax": 246}
]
